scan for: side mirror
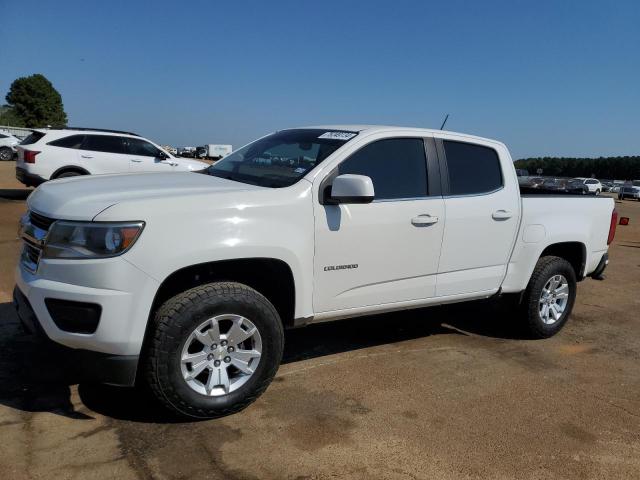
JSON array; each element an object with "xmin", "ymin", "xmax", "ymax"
[
  {"xmin": 157, "ymin": 150, "xmax": 169, "ymax": 160},
  {"xmin": 329, "ymin": 174, "xmax": 374, "ymax": 204}
]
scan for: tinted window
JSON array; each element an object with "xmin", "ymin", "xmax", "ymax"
[
  {"xmin": 338, "ymin": 138, "xmax": 427, "ymax": 200},
  {"xmin": 83, "ymin": 135, "xmax": 126, "ymax": 154},
  {"xmin": 48, "ymin": 135, "xmax": 85, "ymax": 149},
  {"xmin": 586, "ymin": 179, "xmax": 598, "ymax": 184},
  {"xmin": 443, "ymin": 141, "xmax": 502, "ymax": 195},
  {"xmin": 126, "ymin": 138, "xmax": 162, "ymax": 157},
  {"xmin": 21, "ymin": 131, "xmax": 46, "ymax": 145}
]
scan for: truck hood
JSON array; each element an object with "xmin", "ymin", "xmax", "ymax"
[{"xmin": 27, "ymin": 172, "xmax": 264, "ymax": 220}]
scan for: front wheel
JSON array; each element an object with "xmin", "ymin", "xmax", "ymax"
[
  {"xmin": 595, "ymin": 189, "xmax": 600, "ymax": 196},
  {"xmin": 145, "ymin": 282, "xmax": 284, "ymax": 418},
  {"xmin": 518, "ymin": 256, "xmax": 577, "ymax": 338}
]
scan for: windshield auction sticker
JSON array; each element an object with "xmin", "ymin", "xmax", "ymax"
[{"xmin": 318, "ymin": 131, "xmax": 357, "ymax": 140}]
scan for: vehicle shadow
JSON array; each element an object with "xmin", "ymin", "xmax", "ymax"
[
  {"xmin": 0, "ymin": 188, "xmax": 32, "ymax": 200},
  {"xmin": 0, "ymin": 297, "xmax": 523, "ymax": 423}
]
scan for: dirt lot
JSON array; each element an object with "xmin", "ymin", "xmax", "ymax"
[{"xmin": 0, "ymin": 161, "xmax": 639, "ymax": 480}]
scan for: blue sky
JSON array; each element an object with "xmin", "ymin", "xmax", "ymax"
[{"xmin": 1, "ymin": 0, "xmax": 638, "ymax": 158}]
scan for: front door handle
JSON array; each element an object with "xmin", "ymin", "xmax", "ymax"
[
  {"xmin": 130, "ymin": 159, "xmax": 143, "ymax": 163},
  {"xmin": 411, "ymin": 214, "xmax": 439, "ymax": 226},
  {"xmin": 492, "ymin": 209, "xmax": 513, "ymax": 220}
]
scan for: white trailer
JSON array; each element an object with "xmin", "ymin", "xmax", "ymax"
[{"xmin": 205, "ymin": 144, "xmax": 232, "ymax": 159}]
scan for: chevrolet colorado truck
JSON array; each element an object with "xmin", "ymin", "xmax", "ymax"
[{"xmin": 14, "ymin": 126, "xmax": 617, "ymax": 418}]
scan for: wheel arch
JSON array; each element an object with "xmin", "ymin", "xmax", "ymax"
[
  {"xmin": 51, "ymin": 165, "xmax": 90, "ymax": 179},
  {"xmin": 539, "ymin": 241, "xmax": 587, "ymax": 280},
  {"xmin": 148, "ymin": 257, "xmax": 297, "ymax": 328}
]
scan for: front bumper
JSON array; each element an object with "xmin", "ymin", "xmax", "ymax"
[
  {"xmin": 13, "ymin": 287, "xmax": 139, "ymax": 386},
  {"xmin": 15, "ymin": 255, "xmax": 160, "ymax": 357},
  {"xmin": 16, "ymin": 167, "xmax": 46, "ymax": 187}
]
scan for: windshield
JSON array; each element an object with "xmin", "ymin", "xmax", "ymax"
[{"xmin": 206, "ymin": 129, "xmax": 356, "ymax": 188}]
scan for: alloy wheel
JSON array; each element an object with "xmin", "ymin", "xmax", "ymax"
[
  {"xmin": 180, "ymin": 314, "xmax": 262, "ymax": 396},
  {"xmin": 538, "ymin": 274, "xmax": 570, "ymax": 325}
]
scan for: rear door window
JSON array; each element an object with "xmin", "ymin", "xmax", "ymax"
[
  {"xmin": 48, "ymin": 135, "xmax": 85, "ymax": 149},
  {"xmin": 443, "ymin": 141, "xmax": 503, "ymax": 195},
  {"xmin": 82, "ymin": 135, "xmax": 127, "ymax": 154}
]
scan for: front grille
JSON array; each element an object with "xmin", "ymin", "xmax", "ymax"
[
  {"xmin": 29, "ymin": 211, "xmax": 55, "ymax": 231},
  {"xmin": 20, "ymin": 210, "xmax": 56, "ymax": 273}
]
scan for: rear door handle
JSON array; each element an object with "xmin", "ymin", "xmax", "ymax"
[
  {"xmin": 411, "ymin": 214, "xmax": 439, "ymax": 226},
  {"xmin": 80, "ymin": 155, "xmax": 93, "ymax": 159},
  {"xmin": 492, "ymin": 209, "xmax": 513, "ymax": 220}
]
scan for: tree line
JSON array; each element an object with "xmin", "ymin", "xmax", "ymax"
[
  {"xmin": 0, "ymin": 74, "xmax": 67, "ymax": 128},
  {"xmin": 514, "ymin": 156, "xmax": 640, "ymax": 180}
]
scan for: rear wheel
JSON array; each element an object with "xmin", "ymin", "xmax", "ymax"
[
  {"xmin": 519, "ymin": 256, "xmax": 577, "ymax": 338},
  {"xmin": 0, "ymin": 147, "xmax": 13, "ymax": 161},
  {"xmin": 595, "ymin": 189, "xmax": 601, "ymax": 196},
  {"xmin": 145, "ymin": 282, "xmax": 284, "ymax": 418}
]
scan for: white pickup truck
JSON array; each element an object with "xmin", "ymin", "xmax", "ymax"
[{"xmin": 14, "ymin": 125, "xmax": 617, "ymax": 418}]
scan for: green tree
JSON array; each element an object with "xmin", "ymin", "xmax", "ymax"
[
  {"xmin": 0, "ymin": 105, "xmax": 24, "ymax": 126},
  {"xmin": 5, "ymin": 74, "xmax": 67, "ymax": 127}
]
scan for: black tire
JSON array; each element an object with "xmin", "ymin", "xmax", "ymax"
[
  {"xmin": 0, "ymin": 147, "xmax": 13, "ymax": 161},
  {"xmin": 519, "ymin": 256, "xmax": 577, "ymax": 339},
  {"xmin": 145, "ymin": 282, "xmax": 284, "ymax": 419},
  {"xmin": 56, "ymin": 171, "xmax": 84, "ymax": 179},
  {"xmin": 595, "ymin": 189, "xmax": 600, "ymax": 196}
]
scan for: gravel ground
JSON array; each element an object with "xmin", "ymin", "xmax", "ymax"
[{"xmin": 0, "ymin": 161, "xmax": 638, "ymax": 480}]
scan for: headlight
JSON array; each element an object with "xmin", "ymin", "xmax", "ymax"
[{"xmin": 43, "ymin": 221, "xmax": 145, "ymax": 259}]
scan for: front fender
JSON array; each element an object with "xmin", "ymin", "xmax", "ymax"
[{"xmin": 96, "ymin": 181, "xmax": 315, "ymax": 319}]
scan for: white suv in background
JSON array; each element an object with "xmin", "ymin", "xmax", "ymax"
[
  {"xmin": 572, "ymin": 177, "xmax": 602, "ymax": 195},
  {"xmin": 0, "ymin": 130, "xmax": 20, "ymax": 161},
  {"xmin": 15, "ymin": 128, "xmax": 208, "ymax": 187}
]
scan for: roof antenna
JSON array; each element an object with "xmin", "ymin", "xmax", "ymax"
[{"xmin": 439, "ymin": 114, "xmax": 449, "ymax": 130}]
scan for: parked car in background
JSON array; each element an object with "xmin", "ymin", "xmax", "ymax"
[
  {"xmin": 14, "ymin": 125, "xmax": 616, "ymax": 418},
  {"xmin": 15, "ymin": 128, "xmax": 208, "ymax": 187},
  {"xmin": 528, "ymin": 177, "xmax": 545, "ymax": 188},
  {"xmin": 177, "ymin": 147, "xmax": 195, "ymax": 158},
  {"xmin": 540, "ymin": 178, "xmax": 567, "ymax": 192},
  {"xmin": 0, "ymin": 130, "xmax": 20, "ymax": 160},
  {"xmin": 565, "ymin": 178, "xmax": 589, "ymax": 195},
  {"xmin": 572, "ymin": 177, "xmax": 602, "ymax": 195},
  {"xmin": 619, "ymin": 181, "xmax": 640, "ymax": 200},
  {"xmin": 518, "ymin": 176, "xmax": 545, "ymax": 188},
  {"xmin": 600, "ymin": 180, "xmax": 614, "ymax": 192}
]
